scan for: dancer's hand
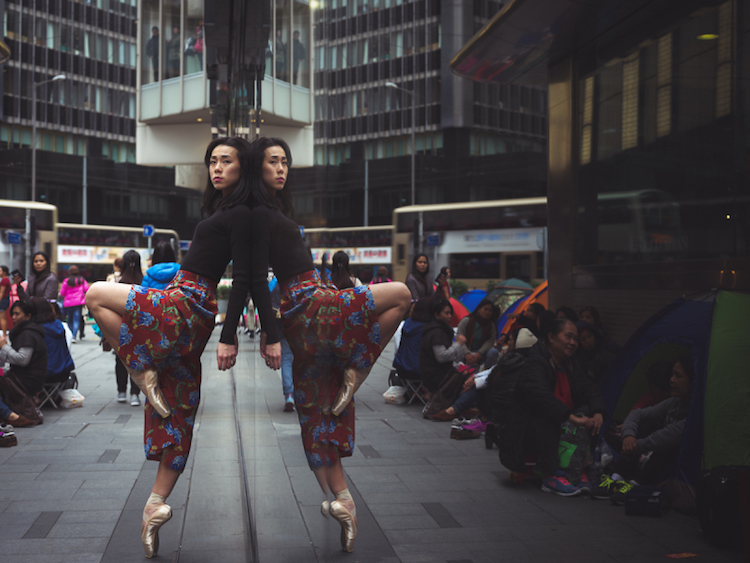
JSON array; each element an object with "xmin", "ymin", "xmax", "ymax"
[
  {"xmin": 260, "ymin": 332, "xmax": 282, "ymax": 370},
  {"xmin": 217, "ymin": 342, "xmax": 238, "ymax": 370}
]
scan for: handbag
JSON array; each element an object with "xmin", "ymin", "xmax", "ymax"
[{"xmin": 0, "ymin": 371, "xmax": 43, "ymax": 425}]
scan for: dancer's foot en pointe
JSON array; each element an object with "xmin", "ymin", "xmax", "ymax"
[
  {"xmin": 329, "ymin": 489, "xmax": 357, "ymax": 552},
  {"xmin": 332, "ymin": 366, "xmax": 372, "ymax": 416},
  {"xmin": 126, "ymin": 366, "xmax": 171, "ymax": 418},
  {"xmin": 142, "ymin": 493, "xmax": 172, "ymax": 558}
]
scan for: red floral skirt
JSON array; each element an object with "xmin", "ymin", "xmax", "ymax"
[
  {"xmin": 117, "ymin": 270, "xmax": 217, "ymax": 472},
  {"xmin": 281, "ymin": 269, "xmax": 381, "ymax": 469}
]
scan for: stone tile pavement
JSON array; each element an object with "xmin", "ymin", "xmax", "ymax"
[{"xmin": 0, "ymin": 329, "xmax": 743, "ymax": 562}]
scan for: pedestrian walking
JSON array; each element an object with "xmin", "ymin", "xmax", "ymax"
[
  {"xmin": 59, "ymin": 265, "xmax": 89, "ymax": 343},
  {"xmin": 0, "ymin": 265, "xmax": 10, "ymax": 337},
  {"xmin": 246, "ymin": 137, "xmax": 411, "ymax": 553},
  {"xmin": 113, "ymin": 250, "xmax": 144, "ymax": 407},
  {"xmin": 85, "ymin": 136, "xmax": 280, "ymax": 559}
]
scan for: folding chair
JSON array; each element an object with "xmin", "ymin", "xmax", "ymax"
[
  {"xmin": 37, "ymin": 372, "xmax": 78, "ymax": 409},
  {"xmin": 389, "ymin": 369, "xmax": 427, "ymax": 405}
]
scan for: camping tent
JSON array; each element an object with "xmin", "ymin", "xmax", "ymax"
[
  {"xmin": 458, "ymin": 289, "xmax": 488, "ymax": 313},
  {"xmin": 497, "ymin": 280, "xmax": 548, "ymax": 336},
  {"xmin": 599, "ymin": 290, "xmax": 750, "ymax": 488}
]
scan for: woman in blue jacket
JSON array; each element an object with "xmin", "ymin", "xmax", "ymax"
[{"xmin": 142, "ymin": 242, "xmax": 180, "ymax": 290}]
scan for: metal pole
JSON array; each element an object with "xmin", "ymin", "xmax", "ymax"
[
  {"xmin": 82, "ymin": 155, "xmax": 87, "ymax": 224},
  {"xmin": 411, "ymin": 91, "xmax": 415, "ymax": 207},
  {"xmin": 27, "ymin": 81, "xmax": 38, "ymax": 278},
  {"xmin": 364, "ymin": 160, "xmax": 369, "ymax": 227}
]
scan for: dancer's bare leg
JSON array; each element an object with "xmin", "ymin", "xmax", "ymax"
[
  {"xmin": 86, "ymin": 281, "xmax": 172, "ymax": 418},
  {"xmin": 85, "ymin": 281, "xmax": 133, "ymax": 348},
  {"xmin": 142, "ymin": 463, "xmax": 181, "ymax": 530},
  {"xmin": 368, "ymin": 281, "xmax": 412, "ymax": 345},
  {"xmin": 314, "ymin": 458, "xmax": 357, "ymax": 551},
  {"xmin": 332, "ymin": 282, "xmax": 411, "ymax": 416}
]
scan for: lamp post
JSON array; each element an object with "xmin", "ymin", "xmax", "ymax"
[
  {"xmin": 27, "ymin": 74, "xmax": 65, "ymax": 277},
  {"xmin": 386, "ymin": 81, "xmax": 421, "ymax": 252}
]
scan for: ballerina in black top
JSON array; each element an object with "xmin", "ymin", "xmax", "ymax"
[
  {"xmin": 246, "ymin": 137, "xmax": 412, "ymax": 554},
  {"xmin": 86, "ymin": 136, "xmax": 280, "ymax": 558}
]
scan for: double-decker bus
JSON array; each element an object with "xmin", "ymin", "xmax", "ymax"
[
  {"xmin": 57, "ymin": 224, "xmax": 181, "ymax": 281},
  {"xmin": 303, "ymin": 226, "xmax": 393, "ymax": 283},
  {"xmin": 0, "ymin": 200, "xmax": 58, "ymax": 276},
  {"xmin": 392, "ymin": 198, "xmax": 548, "ymax": 288}
]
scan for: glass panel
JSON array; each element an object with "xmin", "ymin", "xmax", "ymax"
[
  {"xmin": 274, "ymin": 1, "xmax": 291, "ymax": 83},
  {"xmin": 185, "ymin": 3, "xmax": 203, "ymax": 76},
  {"xmin": 142, "ymin": 0, "xmax": 160, "ymax": 83},
  {"xmin": 292, "ymin": 1, "xmax": 309, "ymax": 87}
]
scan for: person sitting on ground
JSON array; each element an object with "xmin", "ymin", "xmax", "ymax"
[
  {"xmin": 142, "ymin": 241, "xmax": 181, "ymax": 290},
  {"xmin": 370, "ymin": 266, "xmax": 392, "ymax": 285},
  {"xmin": 594, "ymin": 356, "xmax": 693, "ymax": 502},
  {"xmin": 483, "ymin": 314, "xmax": 536, "ymax": 370},
  {"xmin": 630, "ymin": 360, "xmax": 673, "ymax": 412},
  {"xmin": 36, "ymin": 298, "xmax": 75, "ymax": 384},
  {"xmin": 393, "ymin": 298, "xmax": 431, "ymax": 382},
  {"xmin": 555, "ymin": 306, "xmax": 579, "ymax": 323},
  {"xmin": 456, "ymin": 299, "xmax": 498, "ymax": 367},
  {"xmin": 516, "ymin": 318, "xmax": 607, "ymax": 496},
  {"xmin": 574, "ymin": 320, "xmax": 617, "ymax": 383},
  {"xmin": 579, "ymin": 305, "xmax": 619, "ymax": 352},
  {"xmin": 419, "ymin": 297, "xmax": 467, "ymax": 394},
  {"xmin": 522, "ymin": 303, "xmax": 547, "ymax": 337},
  {"xmin": 0, "ymin": 300, "xmax": 48, "ymax": 427}
]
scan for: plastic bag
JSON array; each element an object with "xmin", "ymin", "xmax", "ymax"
[
  {"xmin": 59, "ymin": 388, "xmax": 85, "ymax": 409},
  {"xmin": 383, "ymin": 385, "xmax": 407, "ymax": 405}
]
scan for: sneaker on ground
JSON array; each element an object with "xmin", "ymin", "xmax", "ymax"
[
  {"xmin": 130, "ymin": 394, "xmax": 141, "ymax": 407},
  {"xmin": 541, "ymin": 473, "xmax": 583, "ymax": 496},
  {"xmin": 610, "ymin": 480, "xmax": 635, "ymax": 505},
  {"xmin": 450, "ymin": 427, "xmax": 481, "ymax": 440},
  {"xmin": 117, "ymin": 392, "xmax": 127, "ymax": 403},
  {"xmin": 71, "ymin": 338, "xmax": 77, "ymax": 344},
  {"xmin": 0, "ymin": 423, "xmax": 14, "ymax": 433},
  {"xmin": 577, "ymin": 472, "xmax": 592, "ymax": 494},
  {"xmin": 0, "ymin": 431, "xmax": 18, "ymax": 447},
  {"xmin": 284, "ymin": 394, "xmax": 295, "ymax": 412},
  {"xmin": 591, "ymin": 474, "xmax": 618, "ymax": 499}
]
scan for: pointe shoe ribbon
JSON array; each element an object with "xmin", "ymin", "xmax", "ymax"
[
  {"xmin": 127, "ymin": 367, "xmax": 172, "ymax": 418},
  {"xmin": 329, "ymin": 499, "xmax": 357, "ymax": 552},
  {"xmin": 142, "ymin": 503, "xmax": 172, "ymax": 558},
  {"xmin": 331, "ymin": 366, "xmax": 372, "ymax": 416}
]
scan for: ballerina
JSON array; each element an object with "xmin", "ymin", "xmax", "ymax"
[
  {"xmin": 246, "ymin": 137, "xmax": 411, "ymax": 552},
  {"xmin": 86, "ymin": 136, "xmax": 281, "ymax": 558}
]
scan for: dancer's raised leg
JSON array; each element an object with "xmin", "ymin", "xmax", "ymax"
[
  {"xmin": 332, "ymin": 282, "xmax": 411, "ymax": 415},
  {"xmin": 86, "ymin": 281, "xmax": 171, "ymax": 418}
]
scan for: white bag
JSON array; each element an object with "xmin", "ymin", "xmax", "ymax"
[
  {"xmin": 59, "ymin": 388, "xmax": 85, "ymax": 409},
  {"xmin": 383, "ymin": 385, "xmax": 407, "ymax": 405}
]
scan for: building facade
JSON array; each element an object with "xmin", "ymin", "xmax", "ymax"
[
  {"xmin": 453, "ymin": 0, "xmax": 750, "ymax": 343},
  {"xmin": 293, "ymin": 0, "xmax": 548, "ymax": 228},
  {"xmin": 0, "ymin": 0, "xmax": 203, "ymax": 237}
]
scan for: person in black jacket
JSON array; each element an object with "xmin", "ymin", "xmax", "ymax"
[
  {"xmin": 515, "ymin": 318, "xmax": 607, "ymax": 496},
  {"xmin": 419, "ymin": 297, "xmax": 466, "ymax": 394},
  {"xmin": 0, "ymin": 299, "xmax": 48, "ymax": 397}
]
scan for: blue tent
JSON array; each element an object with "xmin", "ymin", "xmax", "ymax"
[{"xmin": 457, "ymin": 289, "xmax": 488, "ymax": 313}]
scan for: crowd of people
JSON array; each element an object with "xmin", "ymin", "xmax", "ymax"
[{"xmin": 389, "ymin": 275, "xmax": 695, "ymax": 506}]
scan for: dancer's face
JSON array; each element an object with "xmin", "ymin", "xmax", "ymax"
[
  {"xmin": 209, "ymin": 145, "xmax": 241, "ymax": 196},
  {"xmin": 262, "ymin": 146, "xmax": 288, "ymax": 194}
]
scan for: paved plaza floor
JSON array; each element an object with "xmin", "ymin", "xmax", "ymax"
[{"xmin": 0, "ymin": 329, "xmax": 743, "ymax": 562}]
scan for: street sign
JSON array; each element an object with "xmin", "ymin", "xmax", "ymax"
[
  {"xmin": 7, "ymin": 232, "xmax": 21, "ymax": 245},
  {"xmin": 425, "ymin": 234, "xmax": 440, "ymax": 247},
  {"xmin": 299, "ymin": 226, "xmax": 305, "ymax": 237},
  {"xmin": 143, "ymin": 224, "xmax": 155, "ymax": 238}
]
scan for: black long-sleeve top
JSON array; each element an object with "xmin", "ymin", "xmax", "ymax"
[
  {"xmin": 181, "ymin": 205, "xmax": 277, "ymax": 344},
  {"xmin": 248, "ymin": 203, "xmax": 315, "ymax": 294}
]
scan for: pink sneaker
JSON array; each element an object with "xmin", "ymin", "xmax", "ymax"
[{"xmin": 462, "ymin": 420, "xmax": 487, "ymax": 433}]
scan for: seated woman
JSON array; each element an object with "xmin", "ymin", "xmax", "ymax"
[
  {"xmin": 513, "ymin": 318, "xmax": 607, "ymax": 496},
  {"xmin": 419, "ymin": 297, "xmax": 467, "ymax": 394},
  {"xmin": 0, "ymin": 300, "xmax": 48, "ymax": 427},
  {"xmin": 456, "ymin": 299, "xmax": 498, "ymax": 367},
  {"xmin": 393, "ymin": 298, "xmax": 431, "ymax": 381},
  {"xmin": 574, "ymin": 321, "xmax": 616, "ymax": 382},
  {"xmin": 37, "ymin": 299, "xmax": 75, "ymax": 383},
  {"xmin": 594, "ymin": 356, "xmax": 693, "ymax": 503}
]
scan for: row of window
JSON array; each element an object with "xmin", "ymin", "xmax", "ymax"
[
  {"xmin": 6, "ymin": 0, "xmax": 136, "ymax": 16},
  {"xmin": 474, "ymin": 83, "xmax": 548, "ymax": 116},
  {"xmin": 317, "ymin": 0, "xmax": 440, "ymax": 23},
  {"xmin": 0, "ymin": 124, "xmax": 135, "ymax": 163},
  {"xmin": 313, "ymin": 132, "xmax": 445, "ymax": 165},
  {"xmin": 314, "ymin": 105, "xmax": 441, "ymax": 140}
]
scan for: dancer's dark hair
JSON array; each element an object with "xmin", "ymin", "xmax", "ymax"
[
  {"xmin": 200, "ymin": 136, "xmax": 254, "ymax": 217},
  {"xmin": 247, "ymin": 137, "xmax": 295, "ymax": 217}
]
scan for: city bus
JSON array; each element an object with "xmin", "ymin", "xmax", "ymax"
[
  {"xmin": 392, "ymin": 198, "xmax": 548, "ymax": 288},
  {"xmin": 303, "ymin": 226, "xmax": 393, "ymax": 282},
  {"xmin": 0, "ymin": 199, "xmax": 58, "ymax": 276},
  {"xmin": 57, "ymin": 223, "xmax": 181, "ymax": 281}
]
